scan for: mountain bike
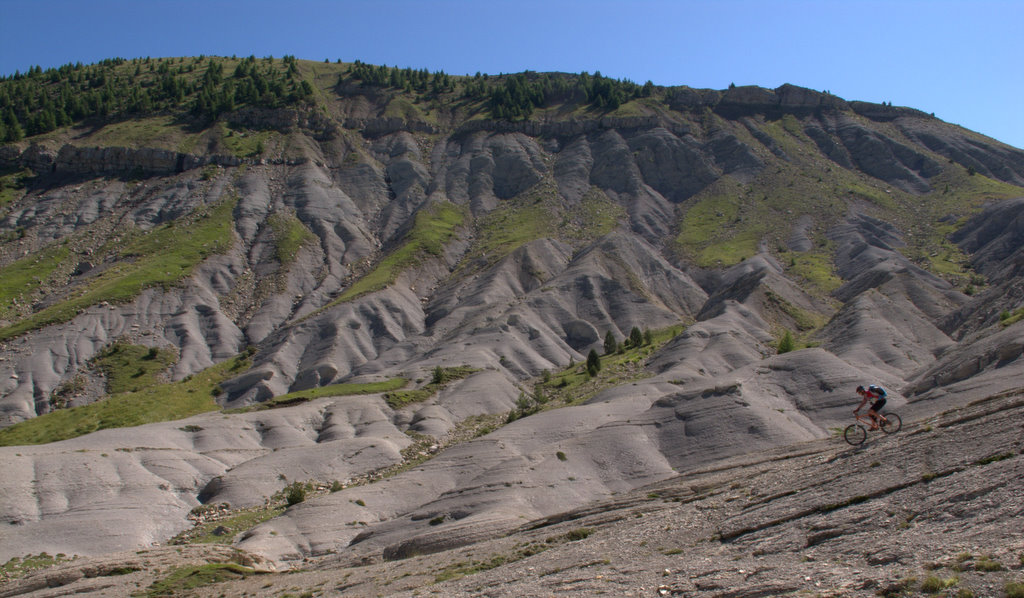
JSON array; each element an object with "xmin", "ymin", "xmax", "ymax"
[{"xmin": 843, "ymin": 411, "xmax": 902, "ymax": 446}]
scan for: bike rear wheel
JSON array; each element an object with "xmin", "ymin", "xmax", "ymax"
[
  {"xmin": 844, "ymin": 423, "xmax": 867, "ymax": 446},
  {"xmin": 879, "ymin": 412, "xmax": 902, "ymax": 434}
]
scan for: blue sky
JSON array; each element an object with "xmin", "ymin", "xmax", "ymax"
[{"xmin": 2, "ymin": 0, "xmax": 1022, "ymax": 149}]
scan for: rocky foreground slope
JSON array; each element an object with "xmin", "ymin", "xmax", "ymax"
[
  {"xmin": 1, "ymin": 58, "xmax": 1024, "ymax": 593},
  {"xmin": 3, "ymin": 388, "xmax": 1022, "ymax": 597}
]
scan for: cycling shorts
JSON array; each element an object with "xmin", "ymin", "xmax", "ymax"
[{"xmin": 870, "ymin": 398, "xmax": 887, "ymax": 413}]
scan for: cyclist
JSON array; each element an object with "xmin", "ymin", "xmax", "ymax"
[{"xmin": 854, "ymin": 385, "xmax": 887, "ymax": 430}]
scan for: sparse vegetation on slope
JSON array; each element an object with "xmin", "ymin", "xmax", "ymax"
[
  {"xmin": 0, "ymin": 167, "xmax": 32, "ymax": 208},
  {"xmin": 267, "ymin": 211, "xmax": 316, "ymax": 265},
  {"xmin": 0, "ymin": 352, "xmax": 251, "ymax": 446},
  {"xmin": 226, "ymin": 377, "xmax": 409, "ymax": 413},
  {"xmin": 332, "ymin": 201, "xmax": 465, "ymax": 304},
  {"xmin": 384, "ymin": 365, "xmax": 479, "ymax": 409},
  {"xmin": 0, "ymin": 242, "xmax": 71, "ymax": 319},
  {"xmin": 140, "ymin": 562, "xmax": 254, "ymax": 598},
  {"xmin": 89, "ymin": 340, "xmax": 177, "ymax": 394},
  {"xmin": 0, "ymin": 195, "xmax": 237, "ymax": 341},
  {"xmin": 524, "ymin": 325, "xmax": 683, "ymax": 414}
]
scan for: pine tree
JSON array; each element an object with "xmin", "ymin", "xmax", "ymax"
[
  {"xmin": 629, "ymin": 326, "xmax": 643, "ymax": 348},
  {"xmin": 777, "ymin": 330, "xmax": 795, "ymax": 354},
  {"xmin": 586, "ymin": 349, "xmax": 602, "ymax": 377},
  {"xmin": 604, "ymin": 331, "xmax": 618, "ymax": 355}
]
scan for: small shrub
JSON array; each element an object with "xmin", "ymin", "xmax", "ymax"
[
  {"xmin": 566, "ymin": 527, "xmax": 593, "ymax": 541},
  {"xmin": 878, "ymin": 577, "xmax": 917, "ymax": 597},
  {"xmin": 354, "ymin": 498, "xmax": 365, "ymax": 506},
  {"xmin": 556, "ymin": 451, "xmax": 567, "ymax": 461},
  {"xmin": 975, "ymin": 555, "xmax": 1004, "ymax": 572},
  {"xmin": 921, "ymin": 576, "xmax": 958, "ymax": 593},
  {"xmin": 975, "ymin": 452, "xmax": 1014, "ymax": 465},
  {"xmin": 285, "ymin": 483, "xmax": 306, "ymax": 506},
  {"xmin": 1006, "ymin": 582, "xmax": 1024, "ymax": 598},
  {"xmin": 429, "ymin": 515, "xmax": 445, "ymax": 526}
]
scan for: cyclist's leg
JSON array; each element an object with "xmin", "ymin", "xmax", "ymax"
[
  {"xmin": 869, "ymin": 398, "xmax": 887, "ymax": 429},
  {"xmin": 866, "ymin": 408, "xmax": 881, "ymax": 429}
]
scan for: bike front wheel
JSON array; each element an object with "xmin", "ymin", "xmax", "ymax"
[
  {"xmin": 879, "ymin": 412, "xmax": 902, "ymax": 434},
  {"xmin": 844, "ymin": 423, "xmax": 867, "ymax": 446}
]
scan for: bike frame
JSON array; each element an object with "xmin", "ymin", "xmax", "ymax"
[{"xmin": 854, "ymin": 411, "xmax": 887, "ymax": 429}]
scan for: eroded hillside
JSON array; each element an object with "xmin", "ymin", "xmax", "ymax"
[{"xmin": 1, "ymin": 57, "xmax": 1023, "ymax": 589}]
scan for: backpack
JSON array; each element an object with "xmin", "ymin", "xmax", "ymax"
[{"xmin": 868, "ymin": 385, "xmax": 887, "ymax": 398}]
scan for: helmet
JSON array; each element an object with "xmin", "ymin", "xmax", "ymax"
[{"xmin": 856, "ymin": 385, "xmax": 865, "ymax": 393}]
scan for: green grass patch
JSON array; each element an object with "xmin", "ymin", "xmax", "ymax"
[
  {"xmin": 0, "ymin": 196, "xmax": 237, "ymax": 342},
  {"xmin": 1, "ymin": 552, "xmax": 73, "ymax": 581},
  {"xmin": 781, "ymin": 247, "xmax": 842, "ymax": 295},
  {"xmin": 895, "ymin": 165, "xmax": 1021, "ymax": 284},
  {"xmin": 267, "ymin": 212, "xmax": 316, "ymax": 265},
  {"xmin": 458, "ymin": 181, "xmax": 624, "ymax": 278},
  {"xmin": 170, "ymin": 506, "xmax": 285, "ymax": 545},
  {"xmin": 140, "ymin": 562, "xmax": 254, "ymax": 597},
  {"xmin": 535, "ymin": 324, "xmax": 683, "ymax": 409},
  {"xmin": 763, "ymin": 290, "xmax": 829, "ymax": 332},
  {"xmin": 462, "ymin": 202, "xmax": 555, "ymax": 273},
  {"xmin": 331, "ymin": 201, "xmax": 465, "ymax": 303},
  {"xmin": 0, "ymin": 352, "xmax": 251, "ymax": 446},
  {"xmin": 434, "ymin": 543, "xmax": 550, "ymax": 583},
  {"xmin": 1006, "ymin": 582, "xmax": 1024, "ymax": 598},
  {"xmin": 84, "ymin": 115, "xmax": 191, "ymax": 150},
  {"xmin": 974, "ymin": 555, "xmax": 1004, "ymax": 572},
  {"xmin": 0, "ymin": 243, "xmax": 71, "ymax": 318},
  {"xmin": 921, "ymin": 575, "xmax": 959, "ymax": 594},
  {"xmin": 0, "ymin": 167, "xmax": 33, "ymax": 207},
  {"xmin": 975, "ymin": 451, "xmax": 1014, "ymax": 466},
  {"xmin": 561, "ymin": 186, "xmax": 625, "ymax": 242},
  {"xmin": 382, "ymin": 97, "xmax": 428, "ymax": 122},
  {"xmin": 383, "ymin": 389, "xmax": 434, "ymax": 409},
  {"xmin": 227, "ymin": 378, "xmax": 408, "ymax": 413},
  {"xmin": 383, "ymin": 366, "xmax": 478, "ymax": 410},
  {"xmin": 676, "ymin": 180, "xmax": 744, "ymax": 266},
  {"xmin": 1001, "ymin": 307, "xmax": 1024, "ymax": 327},
  {"xmin": 90, "ymin": 341, "xmax": 178, "ymax": 394},
  {"xmin": 219, "ymin": 122, "xmax": 276, "ymax": 158}
]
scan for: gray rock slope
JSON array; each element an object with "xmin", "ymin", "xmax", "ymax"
[
  {"xmin": 4, "ymin": 388, "xmax": 1022, "ymax": 597},
  {"xmin": 1, "ymin": 83, "xmax": 1024, "ymax": 569}
]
